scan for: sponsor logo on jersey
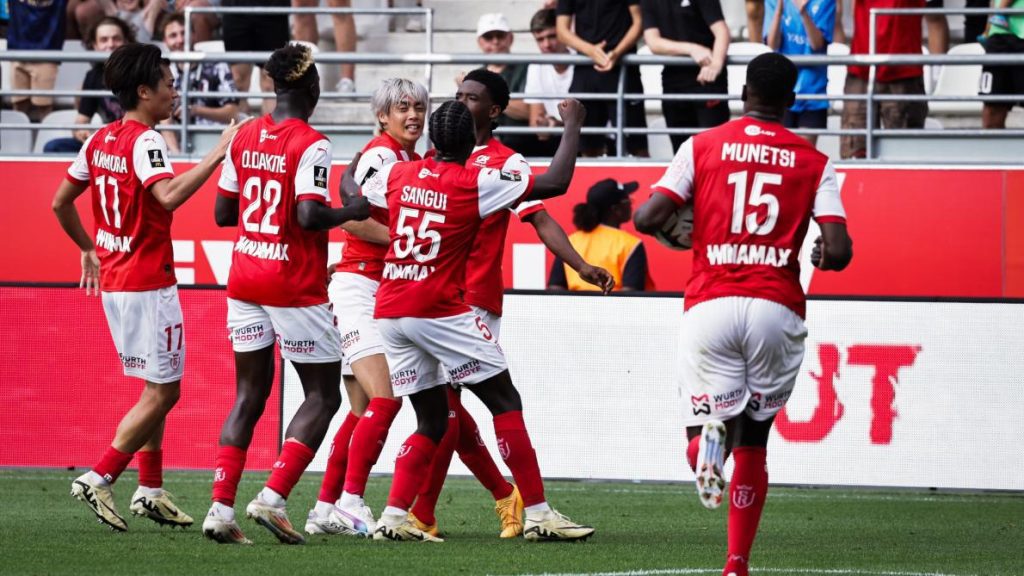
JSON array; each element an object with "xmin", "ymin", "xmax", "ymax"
[
  {"xmin": 104, "ymin": 133, "xmax": 117, "ymax": 143},
  {"xmin": 691, "ymin": 394, "xmax": 711, "ymax": 416},
  {"xmin": 750, "ymin": 390, "xmax": 791, "ymax": 412},
  {"xmin": 119, "ymin": 353, "xmax": 147, "ymax": 370},
  {"xmin": 259, "ymin": 129, "xmax": 278, "ymax": 143},
  {"xmin": 234, "ymin": 237, "xmax": 290, "ymax": 261},
  {"xmin": 232, "ymin": 324, "xmax": 267, "ymax": 344},
  {"xmin": 391, "ymin": 368, "xmax": 418, "ymax": 388},
  {"xmin": 340, "ymin": 329, "xmax": 361, "ymax": 351},
  {"xmin": 732, "ymin": 485, "xmax": 756, "ymax": 509},
  {"xmin": 313, "ymin": 165, "xmax": 328, "ymax": 188},
  {"xmin": 382, "ymin": 262, "xmax": 436, "ymax": 281},
  {"xmin": 241, "ymin": 150, "xmax": 287, "ymax": 173},
  {"xmin": 400, "ymin": 186, "xmax": 448, "ymax": 211},
  {"xmin": 447, "ymin": 359, "xmax": 481, "ymax": 382},
  {"xmin": 722, "ymin": 141, "xmax": 794, "ymax": 167},
  {"xmin": 148, "ymin": 149, "xmax": 166, "ymax": 168},
  {"xmin": 743, "ymin": 124, "xmax": 776, "ymax": 138},
  {"xmin": 706, "ymin": 244, "xmax": 793, "ymax": 267},
  {"xmin": 418, "ymin": 167, "xmax": 440, "ymax": 179},
  {"xmin": 92, "ymin": 150, "xmax": 128, "ymax": 174},
  {"xmin": 96, "ymin": 229, "xmax": 134, "ymax": 253},
  {"xmin": 278, "ymin": 337, "xmax": 316, "ymax": 355},
  {"xmin": 473, "ymin": 155, "xmax": 490, "ymax": 167},
  {"xmin": 713, "ymin": 389, "xmax": 745, "ymax": 412},
  {"xmin": 499, "ymin": 170, "xmax": 521, "ymax": 182}
]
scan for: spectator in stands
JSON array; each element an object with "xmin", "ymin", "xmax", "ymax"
[
  {"xmin": 158, "ymin": 12, "xmax": 240, "ymax": 153},
  {"xmin": 979, "ymin": 0, "xmax": 1024, "ymax": 128},
  {"xmin": 173, "ymin": 0, "xmax": 217, "ymax": 43},
  {"xmin": 556, "ymin": 0, "xmax": 648, "ymax": 157},
  {"xmin": 523, "ymin": 8, "xmax": 573, "ymax": 155},
  {"xmin": 748, "ymin": 0, "xmax": 765, "ymax": 42},
  {"xmin": 221, "ymin": 0, "xmax": 289, "ymax": 114},
  {"xmin": 66, "ymin": 0, "xmax": 105, "ymax": 40},
  {"xmin": 840, "ymin": 0, "xmax": 947, "ymax": 159},
  {"xmin": 43, "ymin": 15, "xmax": 132, "ymax": 152},
  {"xmin": 548, "ymin": 178, "xmax": 650, "ymax": 292},
  {"xmin": 641, "ymin": 0, "xmax": 729, "ymax": 152},
  {"xmin": 766, "ymin": 0, "xmax": 835, "ymax": 145},
  {"xmin": 291, "ymin": 0, "xmax": 357, "ymax": 93},
  {"xmin": 8, "ymin": 0, "xmax": 66, "ymax": 123},
  {"xmin": 67, "ymin": 0, "xmax": 215, "ymax": 42},
  {"xmin": 94, "ymin": 0, "xmax": 167, "ymax": 43}
]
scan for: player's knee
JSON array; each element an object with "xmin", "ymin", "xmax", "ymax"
[
  {"xmin": 234, "ymin": 394, "xmax": 269, "ymax": 422},
  {"xmin": 417, "ymin": 416, "xmax": 448, "ymax": 444},
  {"xmin": 320, "ymin": 387, "xmax": 343, "ymax": 416}
]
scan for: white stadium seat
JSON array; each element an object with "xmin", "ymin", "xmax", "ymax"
[
  {"xmin": 826, "ymin": 42, "xmax": 849, "ymax": 113},
  {"xmin": 1, "ymin": 110, "xmax": 34, "ymax": 153},
  {"xmin": 54, "ymin": 39, "xmax": 91, "ymax": 108},
  {"xmin": 928, "ymin": 43, "xmax": 985, "ymax": 115},
  {"xmin": 33, "ymin": 110, "xmax": 100, "ymax": 154}
]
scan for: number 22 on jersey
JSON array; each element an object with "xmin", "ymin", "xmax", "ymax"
[{"xmin": 241, "ymin": 176, "xmax": 282, "ymax": 235}]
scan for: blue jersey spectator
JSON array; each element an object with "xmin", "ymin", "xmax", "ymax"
[{"xmin": 765, "ymin": 0, "xmax": 834, "ymax": 143}]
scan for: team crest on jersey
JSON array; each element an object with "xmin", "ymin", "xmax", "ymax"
[
  {"xmin": 691, "ymin": 394, "xmax": 711, "ymax": 416},
  {"xmin": 498, "ymin": 438, "xmax": 511, "ymax": 460},
  {"xmin": 314, "ymin": 166, "xmax": 328, "ymax": 188},
  {"xmin": 732, "ymin": 485, "xmax": 756, "ymax": 509},
  {"xmin": 473, "ymin": 155, "xmax": 489, "ymax": 167},
  {"xmin": 169, "ymin": 353, "xmax": 181, "ymax": 371},
  {"xmin": 148, "ymin": 149, "xmax": 166, "ymax": 168},
  {"xmin": 397, "ymin": 444, "xmax": 413, "ymax": 459},
  {"xmin": 499, "ymin": 170, "xmax": 521, "ymax": 182}
]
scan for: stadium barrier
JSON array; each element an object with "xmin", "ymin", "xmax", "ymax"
[
  {"xmin": 2, "ymin": 285, "xmax": 1021, "ymax": 491},
  {"xmin": 4, "ymin": 160, "xmax": 1024, "ymax": 297},
  {"xmin": 1, "ymin": 7, "xmax": 1023, "ymax": 158}
]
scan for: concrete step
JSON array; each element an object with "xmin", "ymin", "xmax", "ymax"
[{"xmin": 421, "ymin": 0, "xmax": 542, "ymax": 32}]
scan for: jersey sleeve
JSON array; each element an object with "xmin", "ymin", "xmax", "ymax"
[
  {"xmin": 361, "ymin": 161, "xmax": 394, "ymax": 209},
  {"xmin": 133, "ymin": 130, "xmax": 176, "ymax": 189},
  {"xmin": 216, "ymin": 135, "xmax": 239, "ymax": 198},
  {"xmin": 294, "ymin": 139, "xmax": 333, "ymax": 205},
  {"xmin": 66, "ymin": 132, "xmax": 96, "ymax": 184},
  {"xmin": 651, "ymin": 137, "xmax": 694, "ymax": 206},
  {"xmin": 356, "ymin": 145, "xmax": 400, "ymax": 186},
  {"xmin": 477, "ymin": 167, "xmax": 534, "ymax": 219},
  {"xmin": 501, "ymin": 153, "xmax": 544, "ymax": 218},
  {"xmin": 812, "ymin": 160, "xmax": 847, "ymax": 224}
]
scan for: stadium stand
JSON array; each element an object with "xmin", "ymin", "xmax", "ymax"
[
  {"xmin": 928, "ymin": 42, "xmax": 985, "ymax": 114},
  {"xmin": 0, "ymin": 110, "xmax": 33, "ymax": 153}
]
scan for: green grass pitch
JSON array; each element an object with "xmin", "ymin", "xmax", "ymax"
[{"xmin": 1, "ymin": 469, "xmax": 1021, "ymax": 575}]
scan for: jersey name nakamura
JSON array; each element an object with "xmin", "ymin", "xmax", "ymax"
[{"xmin": 92, "ymin": 149, "xmax": 128, "ymax": 173}]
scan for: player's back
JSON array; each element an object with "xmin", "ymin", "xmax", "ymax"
[
  {"xmin": 71, "ymin": 119, "xmax": 177, "ymax": 292},
  {"xmin": 222, "ymin": 115, "xmax": 333, "ymax": 307},
  {"xmin": 684, "ymin": 116, "xmax": 838, "ymax": 317}
]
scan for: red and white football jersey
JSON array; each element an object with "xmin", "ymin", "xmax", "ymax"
[
  {"xmin": 337, "ymin": 132, "xmax": 421, "ymax": 280},
  {"xmin": 217, "ymin": 115, "xmax": 333, "ymax": 307},
  {"xmin": 66, "ymin": 119, "xmax": 177, "ymax": 292},
  {"xmin": 362, "ymin": 157, "xmax": 533, "ymax": 319},
  {"xmin": 464, "ymin": 138, "xmax": 543, "ymax": 316},
  {"xmin": 652, "ymin": 116, "xmax": 846, "ymax": 318}
]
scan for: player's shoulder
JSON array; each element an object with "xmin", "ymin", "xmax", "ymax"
[
  {"xmin": 469, "ymin": 138, "xmax": 515, "ymax": 169},
  {"xmin": 362, "ymin": 133, "xmax": 403, "ymax": 155}
]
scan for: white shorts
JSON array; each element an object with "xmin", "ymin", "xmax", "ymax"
[
  {"xmin": 470, "ymin": 305, "xmax": 502, "ymax": 341},
  {"xmin": 329, "ymin": 272, "xmax": 385, "ymax": 376},
  {"xmin": 379, "ymin": 312, "xmax": 508, "ymax": 397},
  {"xmin": 227, "ymin": 298, "xmax": 341, "ymax": 364},
  {"xmin": 102, "ymin": 286, "xmax": 185, "ymax": 384},
  {"xmin": 679, "ymin": 297, "xmax": 808, "ymax": 427}
]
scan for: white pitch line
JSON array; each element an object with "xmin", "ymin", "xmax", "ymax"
[{"xmin": 497, "ymin": 568, "xmax": 977, "ymax": 576}]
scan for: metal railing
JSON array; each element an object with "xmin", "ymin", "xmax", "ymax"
[{"xmin": 2, "ymin": 6, "xmax": 1023, "ymax": 159}]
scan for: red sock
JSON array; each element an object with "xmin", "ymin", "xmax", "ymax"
[
  {"xmin": 686, "ymin": 434, "xmax": 700, "ymax": 472},
  {"xmin": 212, "ymin": 445, "xmax": 247, "ymax": 506},
  {"xmin": 265, "ymin": 440, "xmax": 315, "ymax": 500},
  {"xmin": 317, "ymin": 411, "xmax": 360, "ymax": 503},
  {"xmin": 343, "ymin": 397, "xmax": 401, "ymax": 496},
  {"xmin": 386, "ymin": 433, "xmax": 438, "ymax": 511},
  {"xmin": 493, "ymin": 411, "xmax": 544, "ymax": 506},
  {"xmin": 726, "ymin": 447, "xmax": 769, "ymax": 572},
  {"xmin": 458, "ymin": 402, "xmax": 512, "ymax": 500},
  {"xmin": 93, "ymin": 446, "xmax": 134, "ymax": 485},
  {"xmin": 137, "ymin": 450, "xmax": 163, "ymax": 489},
  {"xmin": 410, "ymin": 392, "xmax": 460, "ymax": 526}
]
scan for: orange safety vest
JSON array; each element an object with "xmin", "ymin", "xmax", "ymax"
[{"xmin": 563, "ymin": 224, "xmax": 645, "ymax": 291}]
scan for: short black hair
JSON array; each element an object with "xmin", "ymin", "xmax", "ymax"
[
  {"xmin": 464, "ymin": 68, "xmax": 510, "ymax": 112},
  {"xmin": 530, "ymin": 8, "xmax": 556, "ymax": 33},
  {"xmin": 745, "ymin": 52, "xmax": 798, "ymax": 107},
  {"xmin": 429, "ymin": 100, "xmax": 475, "ymax": 162},
  {"xmin": 157, "ymin": 12, "xmax": 186, "ymax": 41},
  {"xmin": 265, "ymin": 43, "xmax": 319, "ymax": 92},
  {"xmin": 104, "ymin": 43, "xmax": 169, "ymax": 111},
  {"xmin": 85, "ymin": 16, "xmax": 136, "ymax": 51}
]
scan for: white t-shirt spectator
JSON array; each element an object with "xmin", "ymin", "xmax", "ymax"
[{"xmin": 523, "ymin": 63, "xmax": 574, "ymax": 121}]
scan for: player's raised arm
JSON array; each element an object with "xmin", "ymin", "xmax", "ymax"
[
  {"xmin": 525, "ymin": 210, "xmax": 614, "ymax": 293},
  {"xmin": 528, "ymin": 98, "xmax": 586, "ymax": 200},
  {"xmin": 149, "ymin": 117, "xmax": 249, "ymax": 212}
]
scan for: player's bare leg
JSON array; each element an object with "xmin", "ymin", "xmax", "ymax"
[
  {"xmin": 373, "ymin": 386, "xmax": 447, "ymax": 542},
  {"xmin": 247, "ymin": 361, "xmax": 342, "ymax": 545},
  {"xmin": 204, "ymin": 346, "xmax": 275, "ymax": 545},
  {"xmin": 72, "ymin": 381, "xmax": 181, "ymax": 532},
  {"xmin": 332, "ymin": 354, "xmax": 401, "ymax": 537},
  {"xmin": 465, "ymin": 371, "xmax": 594, "ymax": 542},
  {"xmin": 307, "ymin": 375, "xmax": 366, "ymax": 535},
  {"xmin": 128, "ymin": 419, "xmax": 194, "ymax": 528},
  {"xmin": 327, "ymin": 0, "xmax": 356, "ymax": 91}
]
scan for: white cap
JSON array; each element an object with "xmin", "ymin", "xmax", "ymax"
[{"xmin": 476, "ymin": 13, "xmax": 511, "ymax": 37}]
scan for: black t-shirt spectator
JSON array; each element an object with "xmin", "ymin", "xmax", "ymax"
[
  {"xmin": 79, "ymin": 66, "xmax": 123, "ymax": 123},
  {"xmin": 641, "ymin": 0, "xmax": 725, "ymax": 87},
  {"xmin": 556, "ymin": 0, "xmax": 639, "ymax": 54}
]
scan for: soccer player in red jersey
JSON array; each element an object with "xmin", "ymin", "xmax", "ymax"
[
  {"xmin": 52, "ymin": 42, "xmax": 245, "ymax": 532},
  {"xmin": 346, "ymin": 99, "xmax": 595, "ymax": 542},
  {"xmin": 201, "ymin": 44, "xmax": 370, "ymax": 546},
  {"xmin": 633, "ymin": 53, "xmax": 853, "ymax": 576},
  {"xmin": 305, "ymin": 78, "xmax": 428, "ymax": 537},
  {"xmin": 407, "ymin": 69, "xmax": 613, "ymax": 539}
]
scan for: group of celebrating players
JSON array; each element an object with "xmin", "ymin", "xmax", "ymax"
[{"xmin": 53, "ymin": 40, "xmax": 851, "ymax": 576}]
